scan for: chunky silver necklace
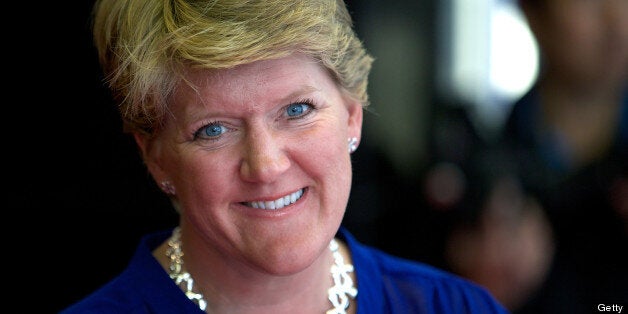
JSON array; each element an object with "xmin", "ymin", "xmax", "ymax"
[{"xmin": 166, "ymin": 227, "xmax": 357, "ymax": 314}]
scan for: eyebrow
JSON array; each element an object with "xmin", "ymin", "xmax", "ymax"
[
  {"xmin": 183, "ymin": 84, "xmax": 322, "ymax": 123},
  {"xmin": 277, "ymin": 85, "xmax": 320, "ymax": 104}
]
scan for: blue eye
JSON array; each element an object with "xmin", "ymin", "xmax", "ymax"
[
  {"xmin": 286, "ymin": 103, "xmax": 310, "ymax": 117},
  {"xmin": 199, "ymin": 123, "xmax": 226, "ymax": 138}
]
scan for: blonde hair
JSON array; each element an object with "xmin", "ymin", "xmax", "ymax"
[{"xmin": 92, "ymin": 0, "xmax": 374, "ymax": 135}]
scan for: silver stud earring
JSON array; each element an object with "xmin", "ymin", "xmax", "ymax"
[
  {"xmin": 348, "ymin": 137, "xmax": 358, "ymax": 153},
  {"xmin": 160, "ymin": 180, "xmax": 176, "ymax": 195}
]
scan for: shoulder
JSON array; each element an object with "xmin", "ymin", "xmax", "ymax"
[
  {"xmin": 60, "ymin": 287, "xmax": 137, "ymax": 313},
  {"xmin": 59, "ymin": 271, "xmax": 151, "ymax": 313},
  {"xmin": 339, "ymin": 228, "xmax": 509, "ymax": 314},
  {"xmin": 60, "ymin": 229, "xmax": 202, "ymax": 314}
]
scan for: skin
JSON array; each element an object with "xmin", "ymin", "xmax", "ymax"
[
  {"xmin": 523, "ymin": 0, "xmax": 628, "ymax": 93},
  {"xmin": 137, "ymin": 53, "xmax": 362, "ymax": 313},
  {"xmin": 522, "ymin": 0, "xmax": 628, "ymax": 166}
]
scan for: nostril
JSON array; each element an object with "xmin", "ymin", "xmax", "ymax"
[{"xmin": 240, "ymin": 150, "xmax": 291, "ymax": 183}]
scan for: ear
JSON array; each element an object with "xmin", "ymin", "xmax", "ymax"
[
  {"xmin": 133, "ymin": 132, "xmax": 169, "ymax": 184},
  {"xmin": 345, "ymin": 97, "xmax": 364, "ymax": 142}
]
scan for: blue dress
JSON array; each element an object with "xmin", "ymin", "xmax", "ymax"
[{"xmin": 61, "ymin": 228, "xmax": 509, "ymax": 314}]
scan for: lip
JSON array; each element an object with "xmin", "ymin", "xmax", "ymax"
[{"xmin": 237, "ymin": 187, "xmax": 308, "ymax": 217}]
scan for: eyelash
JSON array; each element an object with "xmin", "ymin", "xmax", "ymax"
[
  {"xmin": 193, "ymin": 120, "xmax": 227, "ymax": 141},
  {"xmin": 285, "ymin": 98, "xmax": 317, "ymax": 119}
]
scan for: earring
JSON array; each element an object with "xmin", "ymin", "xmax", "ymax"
[
  {"xmin": 160, "ymin": 180, "xmax": 176, "ymax": 195},
  {"xmin": 348, "ymin": 137, "xmax": 358, "ymax": 153}
]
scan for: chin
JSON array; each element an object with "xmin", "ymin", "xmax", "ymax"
[{"xmin": 246, "ymin": 236, "xmax": 329, "ymax": 276}]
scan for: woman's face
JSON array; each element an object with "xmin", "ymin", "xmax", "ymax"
[{"xmin": 139, "ymin": 54, "xmax": 363, "ymax": 274}]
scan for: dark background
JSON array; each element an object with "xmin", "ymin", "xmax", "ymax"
[{"xmin": 13, "ymin": 2, "xmax": 179, "ymax": 310}]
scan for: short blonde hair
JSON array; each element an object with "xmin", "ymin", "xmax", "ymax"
[{"xmin": 92, "ymin": 0, "xmax": 374, "ymax": 135}]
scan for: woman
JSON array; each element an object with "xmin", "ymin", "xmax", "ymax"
[{"xmin": 61, "ymin": 0, "xmax": 509, "ymax": 313}]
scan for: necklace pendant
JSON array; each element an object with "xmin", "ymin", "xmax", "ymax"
[
  {"xmin": 166, "ymin": 228, "xmax": 357, "ymax": 313},
  {"xmin": 326, "ymin": 239, "xmax": 358, "ymax": 314}
]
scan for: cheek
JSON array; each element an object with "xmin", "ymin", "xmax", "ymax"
[
  {"xmin": 169, "ymin": 150, "xmax": 237, "ymax": 204},
  {"xmin": 298, "ymin": 124, "xmax": 352, "ymax": 185},
  {"xmin": 304, "ymin": 140, "xmax": 344, "ymax": 170}
]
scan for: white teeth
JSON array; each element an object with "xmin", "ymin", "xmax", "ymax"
[{"xmin": 246, "ymin": 189, "xmax": 304, "ymax": 210}]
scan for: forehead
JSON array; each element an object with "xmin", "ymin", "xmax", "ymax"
[
  {"xmin": 169, "ymin": 56, "xmax": 341, "ymax": 120},
  {"xmin": 178, "ymin": 54, "xmax": 335, "ymax": 104}
]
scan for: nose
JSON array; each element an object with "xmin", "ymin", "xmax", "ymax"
[{"xmin": 239, "ymin": 128, "xmax": 291, "ymax": 183}]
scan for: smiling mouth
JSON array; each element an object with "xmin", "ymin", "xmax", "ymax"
[{"xmin": 242, "ymin": 188, "xmax": 305, "ymax": 210}]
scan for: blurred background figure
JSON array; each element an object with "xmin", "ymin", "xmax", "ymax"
[{"xmin": 430, "ymin": 0, "xmax": 628, "ymax": 312}]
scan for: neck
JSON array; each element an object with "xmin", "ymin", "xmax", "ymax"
[
  {"xmin": 153, "ymin": 229, "xmax": 357, "ymax": 314},
  {"xmin": 537, "ymin": 78, "xmax": 624, "ymax": 168},
  {"xmin": 540, "ymin": 74, "xmax": 625, "ymax": 108}
]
